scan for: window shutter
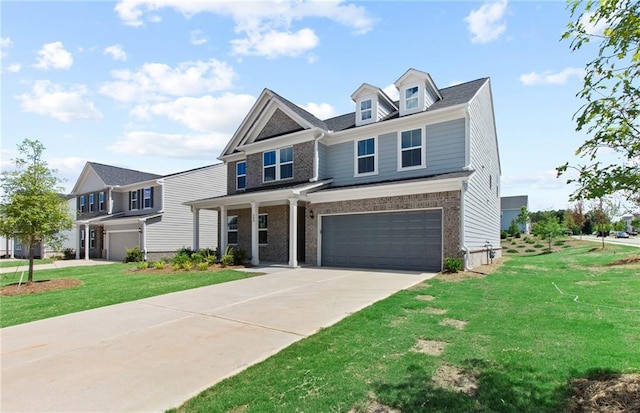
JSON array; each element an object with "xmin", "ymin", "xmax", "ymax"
[
  {"xmin": 129, "ymin": 191, "xmax": 132, "ymax": 209},
  {"xmin": 150, "ymin": 187, "xmax": 154, "ymax": 208},
  {"xmin": 138, "ymin": 189, "xmax": 142, "ymax": 208}
]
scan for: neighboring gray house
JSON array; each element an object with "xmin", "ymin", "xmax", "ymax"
[
  {"xmin": 501, "ymin": 195, "xmax": 529, "ymax": 233},
  {"xmin": 71, "ymin": 162, "xmax": 226, "ymax": 261},
  {"xmin": 187, "ymin": 68, "xmax": 501, "ymax": 271}
]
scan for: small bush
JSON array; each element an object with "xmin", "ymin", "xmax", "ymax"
[
  {"xmin": 511, "ymin": 240, "xmax": 518, "ymax": 245},
  {"xmin": 221, "ymin": 246, "xmax": 234, "ymax": 267},
  {"xmin": 191, "ymin": 252, "xmax": 205, "ymax": 264},
  {"xmin": 63, "ymin": 248, "xmax": 76, "ymax": 260},
  {"xmin": 205, "ymin": 254, "xmax": 217, "ymax": 266},
  {"xmin": 443, "ymin": 257, "xmax": 463, "ymax": 273},
  {"xmin": 500, "ymin": 231, "xmax": 508, "ymax": 240},
  {"xmin": 517, "ymin": 244, "xmax": 525, "ymax": 248},
  {"xmin": 197, "ymin": 262, "xmax": 209, "ymax": 271},
  {"xmin": 554, "ymin": 240, "xmax": 565, "ymax": 246},
  {"xmin": 524, "ymin": 237, "xmax": 535, "ymax": 244},
  {"xmin": 182, "ymin": 261, "xmax": 194, "ymax": 271},
  {"xmin": 137, "ymin": 261, "xmax": 149, "ymax": 270},
  {"xmin": 172, "ymin": 263, "xmax": 181, "ymax": 271},
  {"xmin": 233, "ymin": 248, "xmax": 248, "ymax": 265},
  {"xmin": 154, "ymin": 261, "xmax": 165, "ymax": 270},
  {"xmin": 175, "ymin": 247, "xmax": 195, "ymax": 258},
  {"xmin": 507, "ymin": 249, "xmax": 518, "ymax": 253},
  {"xmin": 514, "ymin": 232, "xmax": 521, "ymax": 239},
  {"xmin": 124, "ymin": 246, "xmax": 144, "ymax": 263},
  {"xmin": 534, "ymin": 244, "xmax": 544, "ymax": 248},
  {"xmin": 525, "ymin": 249, "xmax": 536, "ymax": 253},
  {"xmin": 172, "ymin": 254, "xmax": 190, "ymax": 266}
]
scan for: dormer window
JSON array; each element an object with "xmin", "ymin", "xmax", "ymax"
[
  {"xmin": 360, "ymin": 99, "xmax": 372, "ymax": 121},
  {"xmin": 405, "ymin": 86, "xmax": 419, "ymax": 110}
]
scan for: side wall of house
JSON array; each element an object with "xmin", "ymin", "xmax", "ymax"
[
  {"xmin": 464, "ymin": 81, "xmax": 502, "ymax": 266},
  {"xmin": 146, "ymin": 165, "xmax": 227, "ymax": 256}
]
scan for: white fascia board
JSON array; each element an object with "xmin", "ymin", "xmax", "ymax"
[
  {"xmin": 218, "ymin": 152, "xmax": 246, "ymax": 162},
  {"xmin": 307, "ymin": 177, "xmax": 467, "ymax": 204},
  {"xmin": 115, "ymin": 179, "xmax": 159, "ymax": 192},
  {"xmin": 326, "ymin": 104, "xmax": 467, "ymax": 146},
  {"xmin": 238, "ymin": 128, "xmax": 319, "ymax": 155},
  {"xmin": 219, "ymin": 89, "xmax": 271, "ymax": 157}
]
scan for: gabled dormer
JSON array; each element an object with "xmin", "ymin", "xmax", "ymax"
[
  {"xmin": 394, "ymin": 68, "xmax": 443, "ymax": 117},
  {"xmin": 350, "ymin": 83, "xmax": 397, "ymax": 127}
]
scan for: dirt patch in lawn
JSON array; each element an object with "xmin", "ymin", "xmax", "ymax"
[
  {"xmin": 412, "ymin": 339, "xmax": 448, "ymax": 356},
  {"xmin": 433, "ymin": 364, "xmax": 478, "ymax": 397},
  {"xmin": 423, "ymin": 307, "xmax": 448, "ymax": 315},
  {"xmin": 606, "ymin": 256, "xmax": 640, "ymax": 267},
  {"xmin": 416, "ymin": 295, "xmax": 436, "ymax": 301},
  {"xmin": 439, "ymin": 318, "xmax": 467, "ymax": 330},
  {"xmin": 437, "ymin": 258, "xmax": 505, "ymax": 282},
  {"xmin": 1, "ymin": 278, "xmax": 83, "ymax": 296},
  {"xmin": 569, "ymin": 373, "xmax": 640, "ymax": 413},
  {"xmin": 348, "ymin": 400, "xmax": 400, "ymax": 413}
]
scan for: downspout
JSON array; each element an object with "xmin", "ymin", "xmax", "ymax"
[
  {"xmin": 310, "ymin": 132, "xmax": 326, "ymax": 182},
  {"xmin": 156, "ymin": 179, "xmax": 165, "ymax": 213},
  {"xmin": 460, "ymin": 180, "xmax": 472, "ymax": 271},
  {"xmin": 107, "ymin": 187, "xmax": 113, "ymax": 214}
]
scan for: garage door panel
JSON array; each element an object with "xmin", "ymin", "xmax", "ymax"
[{"xmin": 321, "ymin": 210, "xmax": 442, "ymax": 271}]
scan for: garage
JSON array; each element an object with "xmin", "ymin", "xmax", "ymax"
[
  {"xmin": 321, "ymin": 210, "xmax": 442, "ymax": 271},
  {"xmin": 108, "ymin": 231, "xmax": 139, "ymax": 262}
]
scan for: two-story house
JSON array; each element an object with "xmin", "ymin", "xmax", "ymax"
[
  {"xmin": 187, "ymin": 68, "xmax": 501, "ymax": 271},
  {"xmin": 72, "ymin": 162, "xmax": 226, "ymax": 261}
]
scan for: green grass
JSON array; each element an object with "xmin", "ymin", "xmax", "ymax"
[
  {"xmin": 0, "ymin": 265, "xmax": 259, "ymax": 327},
  {"xmin": 0, "ymin": 258, "xmax": 53, "ymax": 268},
  {"xmin": 169, "ymin": 243, "xmax": 640, "ymax": 413}
]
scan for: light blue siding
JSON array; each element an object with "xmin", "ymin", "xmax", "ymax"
[
  {"xmin": 501, "ymin": 210, "xmax": 525, "ymax": 232},
  {"xmin": 325, "ymin": 118, "xmax": 466, "ymax": 186}
]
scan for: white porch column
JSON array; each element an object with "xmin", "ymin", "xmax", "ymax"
[
  {"xmin": 192, "ymin": 207, "xmax": 200, "ymax": 251},
  {"xmin": 84, "ymin": 225, "xmax": 90, "ymax": 260},
  {"xmin": 75, "ymin": 224, "xmax": 81, "ymax": 259},
  {"xmin": 219, "ymin": 206, "xmax": 227, "ymax": 256},
  {"xmin": 251, "ymin": 202, "xmax": 259, "ymax": 266},
  {"xmin": 288, "ymin": 198, "xmax": 298, "ymax": 267},
  {"xmin": 141, "ymin": 221, "xmax": 148, "ymax": 261}
]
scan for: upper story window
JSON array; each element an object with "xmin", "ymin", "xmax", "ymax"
[
  {"xmin": 355, "ymin": 137, "xmax": 377, "ymax": 176},
  {"xmin": 236, "ymin": 161, "xmax": 246, "ymax": 190},
  {"xmin": 258, "ymin": 214, "xmax": 268, "ymax": 245},
  {"xmin": 227, "ymin": 216, "xmax": 238, "ymax": 245},
  {"xmin": 99, "ymin": 191, "xmax": 105, "ymax": 211},
  {"xmin": 80, "ymin": 195, "xmax": 86, "ymax": 213},
  {"xmin": 398, "ymin": 128, "xmax": 426, "ymax": 170},
  {"xmin": 405, "ymin": 86, "xmax": 419, "ymax": 110},
  {"xmin": 263, "ymin": 147, "xmax": 293, "ymax": 182},
  {"xmin": 360, "ymin": 99, "xmax": 372, "ymax": 121},
  {"xmin": 89, "ymin": 193, "xmax": 95, "ymax": 212},
  {"xmin": 143, "ymin": 187, "xmax": 153, "ymax": 209},
  {"xmin": 130, "ymin": 190, "xmax": 139, "ymax": 210}
]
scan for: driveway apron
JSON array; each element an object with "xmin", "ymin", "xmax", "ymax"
[{"xmin": 1, "ymin": 267, "xmax": 432, "ymax": 412}]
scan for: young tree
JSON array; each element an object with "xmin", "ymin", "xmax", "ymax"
[
  {"xmin": 557, "ymin": 0, "xmax": 640, "ymax": 202},
  {"xmin": 531, "ymin": 212, "xmax": 565, "ymax": 253},
  {"xmin": 515, "ymin": 205, "xmax": 530, "ymax": 234},
  {"xmin": 0, "ymin": 139, "xmax": 72, "ymax": 283},
  {"xmin": 565, "ymin": 200, "xmax": 587, "ymax": 235}
]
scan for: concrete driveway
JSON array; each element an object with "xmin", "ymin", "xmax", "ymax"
[{"xmin": 1, "ymin": 267, "xmax": 432, "ymax": 412}]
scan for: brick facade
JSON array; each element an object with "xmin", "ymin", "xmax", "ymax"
[
  {"xmin": 305, "ymin": 190, "xmax": 462, "ymax": 266},
  {"xmin": 228, "ymin": 205, "xmax": 290, "ymax": 263}
]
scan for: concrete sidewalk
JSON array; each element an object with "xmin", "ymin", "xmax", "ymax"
[
  {"xmin": 0, "ymin": 259, "xmax": 116, "ymax": 274},
  {"xmin": 1, "ymin": 267, "xmax": 432, "ymax": 412}
]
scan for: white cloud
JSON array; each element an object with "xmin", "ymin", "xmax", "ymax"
[
  {"xmin": 190, "ymin": 30, "xmax": 208, "ymax": 46},
  {"xmin": 465, "ymin": 0, "xmax": 508, "ymax": 44},
  {"xmin": 104, "ymin": 44, "xmax": 127, "ymax": 61},
  {"xmin": 519, "ymin": 67, "xmax": 585, "ymax": 86},
  {"xmin": 33, "ymin": 41, "xmax": 73, "ymax": 70},
  {"xmin": 100, "ymin": 59, "xmax": 235, "ymax": 103},
  {"xmin": 108, "ymin": 130, "xmax": 229, "ymax": 159},
  {"xmin": 1, "ymin": 37, "xmax": 12, "ymax": 58},
  {"xmin": 48, "ymin": 156, "xmax": 88, "ymax": 173},
  {"xmin": 130, "ymin": 93, "xmax": 256, "ymax": 132},
  {"xmin": 114, "ymin": 0, "xmax": 373, "ymax": 57},
  {"xmin": 231, "ymin": 28, "xmax": 319, "ymax": 58},
  {"xmin": 382, "ymin": 84, "xmax": 399, "ymax": 101},
  {"xmin": 17, "ymin": 80, "xmax": 103, "ymax": 122},
  {"xmin": 579, "ymin": 11, "xmax": 608, "ymax": 36},
  {"xmin": 302, "ymin": 102, "xmax": 336, "ymax": 120},
  {"xmin": 7, "ymin": 63, "xmax": 21, "ymax": 73},
  {"xmin": 501, "ymin": 170, "xmax": 566, "ymax": 190}
]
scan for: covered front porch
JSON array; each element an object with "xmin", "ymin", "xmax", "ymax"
[{"xmin": 188, "ymin": 180, "xmax": 330, "ymax": 267}]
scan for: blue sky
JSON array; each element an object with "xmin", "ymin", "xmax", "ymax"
[{"xmin": 0, "ymin": 0, "xmax": 608, "ymax": 211}]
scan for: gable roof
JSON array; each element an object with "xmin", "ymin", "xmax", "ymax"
[
  {"xmin": 88, "ymin": 162, "xmax": 162, "ymax": 186},
  {"xmin": 268, "ymin": 89, "xmax": 327, "ymax": 130}
]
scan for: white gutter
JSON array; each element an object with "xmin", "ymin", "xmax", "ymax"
[
  {"xmin": 463, "ymin": 106, "xmax": 472, "ymax": 171},
  {"xmin": 310, "ymin": 132, "xmax": 326, "ymax": 182}
]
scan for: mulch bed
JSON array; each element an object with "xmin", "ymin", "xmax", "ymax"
[
  {"xmin": 0, "ymin": 278, "xmax": 83, "ymax": 296},
  {"xmin": 569, "ymin": 373, "xmax": 640, "ymax": 413}
]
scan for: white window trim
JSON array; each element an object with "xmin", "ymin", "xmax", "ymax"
[
  {"xmin": 89, "ymin": 193, "xmax": 95, "ymax": 212},
  {"xmin": 143, "ymin": 187, "xmax": 152, "ymax": 209},
  {"xmin": 402, "ymin": 84, "xmax": 422, "ymax": 115},
  {"xmin": 80, "ymin": 195, "xmax": 86, "ymax": 213},
  {"xmin": 263, "ymin": 147, "xmax": 294, "ymax": 183},
  {"xmin": 353, "ymin": 137, "xmax": 378, "ymax": 177},
  {"xmin": 356, "ymin": 97, "xmax": 377, "ymax": 126},
  {"xmin": 227, "ymin": 215, "xmax": 238, "ymax": 245},
  {"xmin": 236, "ymin": 161, "xmax": 247, "ymax": 191},
  {"xmin": 258, "ymin": 213, "xmax": 268, "ymax": 245},
  {"xmin": 90, "ymin": 229, "xmax": 96, "ymax": 249},
  {"xmin": 397, "ymin": 127, "xmax": 427, "ymax": 171},
  {"xmin": 98, "ymin": 191, "xmax": 105, "ymax": 211},
  {"xmin": 80, "ymin": 230, "xmax": 85, "ymax": 248},
  {"xmin": 130, "ymin": 191, "xmax": 139, "ymax": 211}
]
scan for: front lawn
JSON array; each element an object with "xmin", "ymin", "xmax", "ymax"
[
  {"xmin": 169, "ymin": 242, "xmax": 640, "ymax": 412},
  {"xmin": 0, "ymin": 264, "xmax": 258, "ymax": 327},
  {"xmin": 0, "ymin": 258, "xmax": 53, "ymax": 268}
]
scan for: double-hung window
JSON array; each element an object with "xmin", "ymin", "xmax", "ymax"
[
  {"xmin": 355, "ymin": 137, "xmax": 377, "ymax": 176},
  {"xmin": 236, "ymin": 161, "xmax": 246, "ymax": 190},
  {"xmin": 227, "ymin": 216, "xmax": 238, "ymax": 245},
  {"xmin": 80, "ymin": 230, "xmax": 85, "ymax": 248},
  {"xmin": 399, "ymin": 128, "xmax": 425, "ymax": 170},
  {"xmin": 263, "ymin": 147, "xmax": 293, "ymax": 182},
  {"xmin": 405, "ymin": 86, "xmax": 419, "ymax": 110},
  {"xmin": 90, "ymin": 230, "xmax": 96, "ymax": 249},
  {"xmin": 130, "ymin": 191, "xmax": 139, "ymax": 210},
  {"xmin": 99, "ymin": 191, "xmax": 105, "ymax": 211},
  {"xmin": 258, "ymin": 214, "xmax": 268, "ymax": 245},
  {"xmin": 89, "ymin": 193, "xmax": 95, "ymax": 212},
  {"xmin": 143, "ymin": 187, "xmax": 152, "ymax": 209},
  {"xmin": 360, "ymin": 99, "xmax": 372, "ymax": 121},
  {"xmin": 80, "ymin": 196, "xmax": 86, "ymax": 213}
]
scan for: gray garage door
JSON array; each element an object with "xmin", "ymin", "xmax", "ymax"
[
  {"xmin": 321, "ymin": 210, "xmax": 442, "ymax": 271},
  {"xmin": 109, "ymin": 232, "xmax": 139, "ymax": 262}
]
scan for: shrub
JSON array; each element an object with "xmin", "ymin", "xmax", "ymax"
[
  {"xmin": 205, "ymin": 254, "xmax": 217, "ymax": 266},
  {"xmin": 137, "ymin": 261, "xmax": 149, "ymax": 270},
  {"xmin": 508, "ymin": 221, "xmax": 521, "ymax": 238},
  {"xmin": 221, "ymin": 246, "xmax": 234, "ymax": 267},
  {"xmin": 191, "ymin": 252, "xmax": 205, "ymax": 264},
  {"xmin": 525, "ymin": 249, "xmax": 536, "ymax": 253},
  {"xmin": 63, "ymin": 248, "xmax": 75, "ymax": 260},
  {"xmin": 197, "ymin": 262, "xmax": 209, "ymax": 271},
  {"xmin": 124, "ymin": 246, "xmax": 144, "ymax": 263},
  {"xmin": 500, "ymin": 231, "xmax": 508, "ymax": 240},
  {"xmin": 554, "ymin": 240, "xmax": 565, "ymax": 246},
  {"xmin": 172, "ymin": 263, "xmax": 181, "ymax": 271},
  {"xmin": 507, "ymin": 249, "xmax": 518, "ymax": 253},
  {"xmin": 233, "ymin": 248, "xmax": 248, "ymax": 265},
  {"xmin": 443, "ymin": 257, "xmax": 463, "ymax": 273},
  {"xmin": 154, "ymin": 261, "xmax": 165, "ymax": 270},
  {"xmin": 534, "ymin": 244, "xmax": 544, "ymax": 248},
  {"xmin": 175, "ymin": 247, "xmax": 195, "ymax": 258},
  {"xmin": 181, "ymin": 261, "xmax": 194, "ymax": 271},
  {"xmin": 514, "ymin": 232, "xmax": 521, "ymax": 239},
  {"xmin": 172, "ymin": 253, "xmax": 190, "ymax": 266}
]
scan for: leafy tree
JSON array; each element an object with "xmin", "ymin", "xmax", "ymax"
[
  {"xmin": 515, "ymin": 206, "xmax": 530, "ymax": 233},
  {"xmin": 531, "ymin": 212, "xmax": 565, "ymax": 252},
  {"xmin": 0, "ymin": 139, "xmax": 72, "ymax": 283},
  {"xmin": 565, "ymin": 200, "xmax": 586, "ymax": 235},
  {"xmin": 557, "ymin": 0, "xmax": 640, "ymax": 202},
  {"xmin": 632, "ymin": 218, "xmax": 640, "ymax": 232},
  {"xmin": 508, "ymin": 220, "xmax": 521, "ymax": 238}
]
